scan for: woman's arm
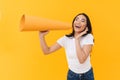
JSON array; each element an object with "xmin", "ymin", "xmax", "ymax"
[
  {"xmin": 75, "ymin": 39, "xmax": 93, "ymax": 64},
  {"xmin": 39, "ymin": 31, "xmax": 62, "ymax": 55},
  {"xmin": 75, "ymin": 28, "xmax": 93, "ymax": 64}
]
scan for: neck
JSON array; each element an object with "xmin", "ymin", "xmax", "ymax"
[{"xmin": 74, "ymin": 32, "xmax": 80, "ymax": 38}]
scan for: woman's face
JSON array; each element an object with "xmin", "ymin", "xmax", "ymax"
[{"xmin": 73, "ymin": 15, "xmax": 87, "ymax": 33}]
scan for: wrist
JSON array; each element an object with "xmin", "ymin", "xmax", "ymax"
[
  {"xmin": 75, "ymin": 37, "xmax": 81, "ymax": 40},
  {"xmin": 75, "ymin": 38, "xmax": 80, "ymax": 43},
  {"xmin": 40, "ymin": 35, "xmax": 45, "ymax": 39}
]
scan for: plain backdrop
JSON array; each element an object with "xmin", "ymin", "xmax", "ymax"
[{"xmin": 0, "ymin": 0, "xmax": 120, "ymax": 80}]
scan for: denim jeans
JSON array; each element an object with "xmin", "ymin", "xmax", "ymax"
[{"xmin": 67, "ymin": 68, "xmax": 94, "ymax": 80}]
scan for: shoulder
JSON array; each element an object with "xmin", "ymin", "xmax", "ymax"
[
  {"xmin": 81, "ymin": 33, "xmax": 94, "ymax": 45},
  {"xmin": 83, "ymin": 33, "xmax": 94, "ymax": 39},
  {"xmin": 57, "ymin": 35, "xmax": 70, "ymax": 47},
  {"xmin": 58, "ymin": 35, "xmax": 72, "ymax": 40},
  {"xmin": 57, "ymin": 35, "xmax": 68, "ymax": 43}
]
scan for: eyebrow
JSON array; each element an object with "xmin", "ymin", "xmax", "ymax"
[
  {"xmin": 75, "ymin": 17, "xmax": 86, "ymax": 21},
  {"xmin": 81, "ymin": 18, "xmax": 86, "ymax": 20}
]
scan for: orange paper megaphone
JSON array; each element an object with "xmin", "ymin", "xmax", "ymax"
[{"xmin": 20, "ymin": 14, "xmax": 72, "ymax": 31}]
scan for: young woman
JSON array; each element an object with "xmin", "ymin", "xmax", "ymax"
[{"xmin": 39, "ymin": 13, "xmax": 95, "ymax": 80}]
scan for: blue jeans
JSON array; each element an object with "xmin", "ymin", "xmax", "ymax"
[{"xmin": 67, "ymin": 68, "xmax": 94, "ymax": 80}]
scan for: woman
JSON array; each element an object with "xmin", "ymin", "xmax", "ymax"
[{"xmin": 39, "ymin": 13, "xmax": 95, "ymax": 80}]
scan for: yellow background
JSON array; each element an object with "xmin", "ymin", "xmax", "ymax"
[{"xmin": 0, "ymin": 0, "xmax": 120, "ymax": 80}]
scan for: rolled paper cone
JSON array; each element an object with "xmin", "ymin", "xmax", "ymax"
[{"xmin": 20, "ymin": 14, "xmax": 72, "ymax": 31}]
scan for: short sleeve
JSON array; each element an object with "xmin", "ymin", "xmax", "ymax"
[
  {"xmin": 57, "ymin": 36, "xmax": 66, "ymax": 47},
  {"xmin": 82, "ymin": 34, "xmax": 94, "ymax": 45}
]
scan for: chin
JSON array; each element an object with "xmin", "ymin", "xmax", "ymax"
[
  {"xmin": 75, "ymin": 30, "xmax": 82, "ymax": 33},
  {"xmin": 75, "ymin": 28, "xmax": 83, "ymax": 32}
]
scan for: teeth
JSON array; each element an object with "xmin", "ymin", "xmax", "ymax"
[{"xmin": 76, "ymin": 26, "xmax": 81, "ymax": 28}]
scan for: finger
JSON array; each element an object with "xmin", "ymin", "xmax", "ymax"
[
  {"xmin": 41, "ymin": 30, "xmax": 48, "ymax": 33},
  {"xmin": 86, "ymin": 27, "xmax": 88, "ymax": 31}
]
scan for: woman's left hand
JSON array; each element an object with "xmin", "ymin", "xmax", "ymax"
[{"xmin": 75, "ymin": 27, "xmax": 88, "ymax": 40}]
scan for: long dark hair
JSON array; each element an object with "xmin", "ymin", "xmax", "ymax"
[{"xmin": 66, "ymin": 13, "xmax": 92, "ymax": 37}]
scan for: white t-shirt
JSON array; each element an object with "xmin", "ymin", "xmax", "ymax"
[{"xmin": 57, "ymin": 33, "xmax": 94, "ymax": 74}]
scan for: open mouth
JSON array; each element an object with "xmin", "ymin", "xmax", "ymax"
[{"xmin": 75, "ymin": 25, "xmax": 81, "ymax": 28}]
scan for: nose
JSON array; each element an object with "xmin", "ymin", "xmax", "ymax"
[{"xmin": 76, "ymin": 21, "xmax": 81, "ymax": 25}]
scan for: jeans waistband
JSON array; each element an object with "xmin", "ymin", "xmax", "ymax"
[{"xmin": 69, "ymin": 67, "xmax": 93, "ymax": 75}]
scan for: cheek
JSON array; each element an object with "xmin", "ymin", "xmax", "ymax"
[
  {"xmin": 82, "ymin": 22, "xmax": 87, "ymax": 26},
  {"xmin": 81, "ymin": 24, "xmax": 86, "ymax": 28},
  {"xmin": 81, "ymin": 24, "xmax": 87, "ymax": 29},
  {"xmin": 81, "ymin": 25, "xmax": 86, "ymax": 31}
]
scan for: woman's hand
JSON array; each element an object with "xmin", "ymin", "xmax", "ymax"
[
  {"xmin": 75, "ymin": 27, "xmax": 88, "ymax": 40},
  {"xmin": 39, "ymin": 30, "xmax": 49, "ymax": 38},
  {"xmin": 39, "ymin": 30, "xmax": 61, "ymax": 55}
]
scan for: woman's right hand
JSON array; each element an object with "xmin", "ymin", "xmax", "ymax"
[
  {"xmin": 39, "ymin": 30, "xmax": 49, "ymax": 37},
  {"xmin": 39, "ymin": 30, "xmax": 61, "ymax": 55}
]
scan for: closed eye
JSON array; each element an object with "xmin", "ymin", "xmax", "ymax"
[
  {"xmin": 81, "ymin": 19, "xmax": 85, "ymax": 22},
  {"xmin": 75, "ymin": 17, "xmax": 79, "ymax": 21}
]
